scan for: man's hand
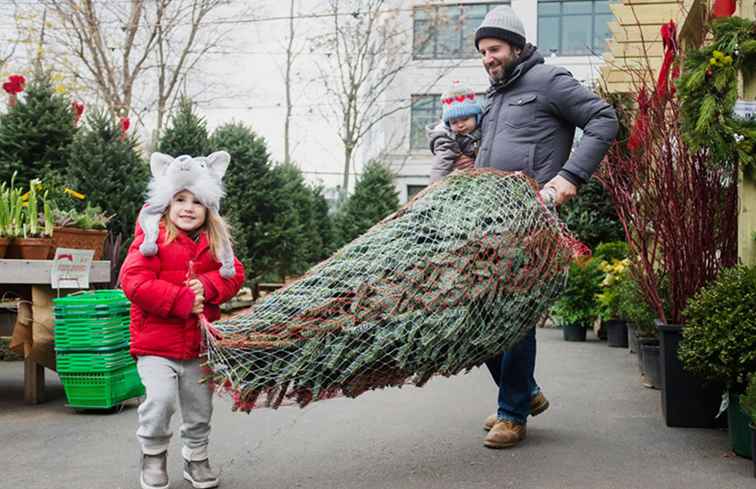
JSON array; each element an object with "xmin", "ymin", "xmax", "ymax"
[
  {"xmin": 543, "ymin": 175, "xmax": 578, "ymax": 206},
  {"xmin": 454, "ymin": 155, "xmax": 475, "ymax": 170}
]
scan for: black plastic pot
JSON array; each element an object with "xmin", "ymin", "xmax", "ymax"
[
  {"xmin": 657, "ymin": 322, "xmax": 722, "ymax": 428},
  {"xmin": 606, "ymin": 319, "xmax": 629, "ymax": 348},
  {"xmin": 627, "ymin": 323, "xmax": 639, "ymax": 354},
  {"xmin": 562, "ymin": 324, "xmax": 587, "ymax": 342},
  {"xmin": 639, "ymin": 341, "xmax": 661, "ymax": 389},
  {"xmin": 751, "ymin": 424, "xmax": 756, "ymax": 478}
]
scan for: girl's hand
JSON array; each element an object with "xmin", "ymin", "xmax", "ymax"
[
  {"xmin": 187, "ymin": 279, "xmax": 204, "ymax": 298},
  {"xmin": 192, "ymin": 291, "xmax": 205, "ymax": 315}
]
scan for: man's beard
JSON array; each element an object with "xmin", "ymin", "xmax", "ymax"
[{"xmin": 487, "ymin": 51, "xmax": 519, "ymax": 82}]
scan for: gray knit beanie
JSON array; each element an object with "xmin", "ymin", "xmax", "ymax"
[{"xmin": 474, "ymin": 6, "xmax": 526, "ymax": 50}]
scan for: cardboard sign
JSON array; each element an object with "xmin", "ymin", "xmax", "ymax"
[
  {"xmin": 51, "ymin": 248, "xmax": 94, "ymax": 289},
  {"xmin": 733, "ymin": 100, "xmax": 756, "ymax": 121}
]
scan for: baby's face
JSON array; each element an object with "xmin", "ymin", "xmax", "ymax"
[{"xmin": 450, "ymin": 116, "xmax": 477, "ymax": 135}]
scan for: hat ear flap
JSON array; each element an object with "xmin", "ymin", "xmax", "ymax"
[
  {"xmin": 150, "ymin": 152, "xmax": 174, "ymax": 178},
  {"xmin": 206, "ymin": 151, "xmax": 231, "ymax": 180}
]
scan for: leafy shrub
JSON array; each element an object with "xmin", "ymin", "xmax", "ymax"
[
  {"xmin": 740, "ymin": 373, "xmax": 756, "ymax": 425},
  {"xmin": 678, "ymin": 266, "xmax": 756, "ymax": 389},
  {"xmin": 551, "ymin": 258, "xmax": 602, "ymax": 327}
]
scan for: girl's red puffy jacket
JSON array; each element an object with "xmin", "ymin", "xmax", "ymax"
[{"xmin": 120, "ymin": 222, "xmax": 245, "ymax": 360}]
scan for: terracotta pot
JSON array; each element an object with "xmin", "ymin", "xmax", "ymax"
[
  {"xmin": 16, "ymin": 237, "xmax": 53, "ymax": 260},
  {"xmin": 0, "ymin": 236, "xmax": 9, "ymax": 258},
  {"xmin": 49, "ymin": 227, "xmax": 108, "ymax": 260}
]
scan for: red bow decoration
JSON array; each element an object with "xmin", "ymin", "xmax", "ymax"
[
  {"xmin": 656, "ymin": 20, "xmax": 679, "ymax": 101},
  {"xmin": 119, "ymin": 116, "xmax": 130, "ymax": 141},
  {"xmin": 3, "ymin": 74, "xmax": 26, "ymax": 108},
  {"xmin": 711, "ymin": 0, "xmax": 736, "ymax": 18},
  {"xmin": 72, "ymin": 101, "xmax": 85, "ymax": 124},
  {"xmin": 3, "ymin": 74, "xmax": 26, "ymax": 95}
]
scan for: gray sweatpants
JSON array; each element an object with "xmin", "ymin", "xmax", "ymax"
[{"xmin": 136, "ymin": 355, "xmax": 214, "ymax": 461}]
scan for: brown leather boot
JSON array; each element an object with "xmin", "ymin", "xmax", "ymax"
[
  {"xmin": 484, "ymin": 420, "xmax": 527, "ymax": 449},
  {"xmin": 483, "ymin": 392, "xmax": 550, "ymax": 431}
]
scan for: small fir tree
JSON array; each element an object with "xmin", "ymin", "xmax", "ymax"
[
  {"xmin": 66, "ymin": 109, "xmax": 149, "ymax": 241},
  {"xmin": 0, "ymin": 72, "xmax": 77, "ymax": 187},
  {"xmin": 157, "ymin": 96, "xmax": 210, "ymax": 157},
  {"xmin": 310, "ymin": 185, "xmax": 336, "ymax": 260},
  {"xmin": 209, "ymin": 122, "xmax": 279, "ymax": 282},
  {"xmin": 334, "ymin": 160, "xmax": 399, "ymax": 247}
]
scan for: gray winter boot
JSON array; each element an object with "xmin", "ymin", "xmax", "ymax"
[
  {"xmin": 183, "ymin": 458, "xmax": 219, "ymax": 489},
  {"xmin": 140, "ymin": 452, "xmax": 169, "ymax": 489}
]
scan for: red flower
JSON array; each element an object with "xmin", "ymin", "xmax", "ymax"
[
  {"xmin": 712, "ymin": 0, "xmax": 736, "ymax": 18},
  {"xmin": 72, "ymin": 101, "xmax": 85, "ymax": 123},
  {"xmin": 2, "ymin": 74, "xmax": 26, "ymax": 95}
]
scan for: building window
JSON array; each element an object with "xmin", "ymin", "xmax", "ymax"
[
  {"xmin": 537, "ymin": 1, "xmax": 616, "ymax": 56},
  {"xmin": 410, "ymin": 93, "xmax": 488, "ymax": 150},
  {"xmin": 407, "ymin": 184, "xmax": 427, "ymax": 200},
  {"xmin": 413, "ymin": 3, "xmax": 508, "ymax": 60}
]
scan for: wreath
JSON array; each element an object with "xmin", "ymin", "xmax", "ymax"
[{"xmin": 677, "ymin": 17, "xmax": 756, "ymax": 174}]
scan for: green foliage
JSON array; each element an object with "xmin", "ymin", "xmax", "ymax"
[
  {"xmin": 596, "ymin": 257, "xmax": 630, "ymax": 321},
  {"xmin": 66, "ymin": 109, "xmax": 148, "ymax": 241},
  {"xmin": 678, "ymin": 266, "xmax": 756, "ymax": 389},
  {"xmin": 310, "ymin": 185, "xmax": 336, "ymax": 261},
  {"xmin": 559, "ymin": 178, "xmax": 624, "ymax": 250},
  {"xmin": 0, "ymin": 72, "xmax": 78, "ymax": 188},
  {"xmin": 615, "ymin": 274, "xmax": 658, "ymax": 338},
  {"xmin": 740, "ymin": 373, "xmax": 756, "ymax": 425},
  {"xmin": 551, "ymin": 258, "xmax": 602, "ymax": 327},
  {"xmin": 209, "ymin": 122, "xmax": 279, "ymax": 282},
  {"xmin": 0, "ymin": 172, "xmax": 24, "ymax": 238},
  {"xmin": 676, "ymin": 17, "xmax": 756, "ymax": 174},
  {"xmin": 53, "ymin": 203, "xmax": 112, "ymax": 230},
  {"xmin": 157, "ymin": 96, "xmax": 210, "ymax": 157},
  {"xmin": 333, "ymin": 160, "xmax": 399, "ymax": 247},
  {"xmin": 594, "ymin": 241, "xmax": 629, "ymax": 262}
]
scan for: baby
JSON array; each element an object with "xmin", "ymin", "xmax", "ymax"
[{"xmin": 427, "ymin": 83, "xmax": 483, "ymax": 183}]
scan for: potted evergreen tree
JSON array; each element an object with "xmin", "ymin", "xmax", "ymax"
[
  {"xmin": 679, "ymin": 265, "xmax": 756, "ymax": 457},
  {"xmin": 551, "ymin": 258, "xmax": 602, "ymax": 342},
  {"xmin": 739, "ymin": 373, "xmax": 756, "ymax": 478}
]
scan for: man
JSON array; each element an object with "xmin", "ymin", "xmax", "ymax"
[{"xmin": 469, "ymin": 6, "xmax": 618, "ymax": 449}]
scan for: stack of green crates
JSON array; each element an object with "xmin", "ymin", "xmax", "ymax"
[{"xmin": 54, "ymin": 290, "xmax": 144, "ymax": 409}]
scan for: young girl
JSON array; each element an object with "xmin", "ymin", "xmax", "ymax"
[{"xmin": 120, "ymin": 151, "xmax": 245, "ymax": 489}]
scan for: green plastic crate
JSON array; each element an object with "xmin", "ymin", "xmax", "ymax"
[
  {"xmin": 54, "ymin": 290, "xmax": 131, "ymax": 320},
  {"xmin": 54, "ymin": 316, "xmax": 131, "ymax": 349},
  {"xmin": 59, "ymin": 364, "xmax": 144, "ymax": 409},
  {"xmin": 56, "ymin": 346, "xmax": 134, "ymax": 373}
]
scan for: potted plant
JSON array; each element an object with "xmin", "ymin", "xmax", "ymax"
[
  {"xmin": 13, "ymin": 179, "xmax": 54, "ymax": 260},
  {"xmin": 551, "ymin": 258, "xmax": 602, "ymax": 342},
  {"xmin": 679, "ymin": 265, "xmax": 756, "ymax": 457},
  {"xmin": 593, "ymin": 241, "xmax": 629, "ymax": 340},
  {"xmin": 0, "ymin": 173, "xmax": 24, "ymax": 258},
  {"xmin": 615, "ymin": 273, "xmax": 662, "ymax": 388},
  {"xmin": 596, "ymin": 255, "xmax": 630, "ymax": 348},
  {"xmin": 739, "ymin": 373, "xmax": 756, "ymax": 478},
  {"xmin": 50, "ymin": 203, "xmax": 112, "ymax": 260}
]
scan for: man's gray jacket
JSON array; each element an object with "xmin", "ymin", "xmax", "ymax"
[{"xmin": 475, "ymin": 47, "xmax": 618, "ymax": 187}]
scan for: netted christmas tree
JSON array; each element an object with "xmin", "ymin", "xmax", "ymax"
[
  {"xmin": 204, "ymin": 169, "xmax": 585, "ymax": 412},
  {"xmin": 157, "ymin": 96, "xmax": 210, "ymax": 157},
  {"xmin": 0, "ymin": 72, "xmax": 77, "ymax": 187}
]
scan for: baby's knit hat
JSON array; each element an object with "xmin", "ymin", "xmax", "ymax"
[{"xmin": 441, "ymin": 82, "xmax": 482, "ymax": 127}]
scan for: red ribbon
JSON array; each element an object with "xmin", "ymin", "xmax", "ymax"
[
  {"xmin": 119, "ymin": 116, "xmax": 130, "ymax": 141},
  {"xmin": 72, "ymin": 101, "xmax": 85, "ymax": 124}
]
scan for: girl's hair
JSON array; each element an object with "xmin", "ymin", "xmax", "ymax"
[{"xmin": 162, "ymin": 207, "xmax": 232, "ymax": 261}]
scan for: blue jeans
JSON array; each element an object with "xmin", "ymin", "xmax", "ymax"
[{"xmin": 485, "ymin": 327, "xmax": 539, "ymax": 425}]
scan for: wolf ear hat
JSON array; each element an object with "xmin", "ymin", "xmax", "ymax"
[{"xmin": 137, "ymin": 151, "xmax": 236, "ymax": 278}]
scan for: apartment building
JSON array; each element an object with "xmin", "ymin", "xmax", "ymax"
[{"xmin": 374, "ymin": 0, "xmax": 616, "ymax": 203}]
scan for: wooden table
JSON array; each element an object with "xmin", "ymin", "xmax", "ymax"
[{"xmin": 0, "ymin": 259, "xmax": 111, "ymax": 403}]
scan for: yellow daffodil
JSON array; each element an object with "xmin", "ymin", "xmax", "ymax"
[{"xmin": 64, "ymin": 188, "xmax": 86, "ymax": 200}]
